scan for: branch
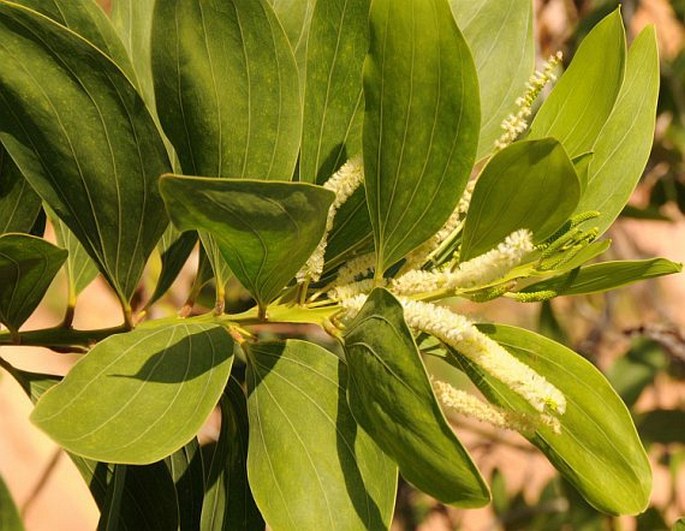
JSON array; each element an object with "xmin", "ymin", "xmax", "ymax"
[{"xmin": 0, "ymin": 325, "xmax": 130, "ymax": 353}]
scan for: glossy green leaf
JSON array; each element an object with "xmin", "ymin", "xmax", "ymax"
[
  {"xmin": 343, "ymin": 288, "xmax": 489, "ymax": 507},
  {"xmin": 0, "ymin": 473, "xmax": 23, "ymax": 531},
  {"xmin": 201, "ymin": 377, "xmax": 264, "ymax": 531},
  {"xmin": 363, "ymin": 0, "xmax": 480, "ymax": 272},
  {"xmin": 0, "ymin": 2, "xmax": 171, "ymax": 303},
  {"xmin": 523, "ymin": 258, "xmax": 682, "ymax": 296},
  {"xmin": 152, "ymin": 0, "xmax": 301, "ymax": 180},
  {"xmin": 461, "ymin": 139, "xmax": 580, "ymax": 260},
  {"xmin": 50, "ymin": 212, "xmax": 99, "ymax": 297},
  {"xmin": 0, "ymin": 234, "xmax": 67, "ymax": 333},
  {"xmin": 147, "ymin": 226, "xmax": 197, "ymax": 308},
  {"xmin": 0, "ymin": 146, "xmax": 40, "ymax": 234},
  {"xmin": 574, "ymin": 26, "xmax": 660, "ymax": 236},
  {"xmin": 450, "ymin": 0, "xmax": 534, "ymax": 159},
  {"xmin": 299, "ymin": 0, "xmax": 369, "ymax": 183},
  {"xmin": 450, "ymin": 324, "xmax": 651, "ymax": 515},
  {"xmin": 160, "ymin": 176, "xmax": 334, "ymax": 309},
  {"xmin": 246, "ymin": 340, "xmax": 397, "ymax": 530},
  {"xmin": 529, "ymin": 9, "xmax": 626, "ymax": 158},
  {"xmin": 31, "ymin": 323, "xmax": 235, "ymax": 464},
  {"xmin": 267, "ymin": 0, "xmax": 315, "ymax": 76}
]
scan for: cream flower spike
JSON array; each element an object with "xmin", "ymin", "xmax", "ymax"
[
  {"xmin": 494, "ymin": 51, "xmax": 563, "ymax": 150},
  {"xmin": 297, "ymin": 156, "xmax": 365, "ymax": 282},
  {"xmin": 401, "ymin": 299, "xmax": 566, "ymax": 415},
  {"xmin": 335, "ymin": 252, "xmax": 376, "ymax": 286}
]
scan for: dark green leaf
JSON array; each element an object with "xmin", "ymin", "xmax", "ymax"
[
  {"xmin": 246, "ymin": 340, "xmax": 397, "ymax": 530},
  {"xmin": 461, "ymin": 139, "xmax": 580, "ymax": 260},
  {"xmin": 450, "ymin": 323, "xmax": 651, "ymax": 515},
  {"xmin": 152, "ymin": 0, "xmax": 301, "ymax": 180},
  {"xmin": 201, "ymin": 377, "xmax": 264, "ymax": 531},
  {"xmin": 299, "ymin": 0, "xmax": 369, "ymax": 183},
  {"xmin": 0, "ymin": 234, "xmax": 67, "ymax": 333},
  {"xmin": 50, "ymin": 212, "xmax": 99, "ymax": 297},
  {"xmin": 607, "ymin": 340, "xmax": 668, "ymax": 409},
  {"xmin": 529, "ymin": 9, "xmax": 626, "ymax": 158},
  {"xmin": 160, "ymin": 176, "xmax": 334, "ymax": 309},
  {"xmin": 363, "ymin": 0, "xmax": 480, "ymax": 272},
  {"xmin": 343, "ymin": 288, "xmax": 489, "ymax": 507},
  {"xmin": 0, "ymin": 2, "xmax": 171, "ymax": 303},
  {"xmin": 637, "ymin": 410, "xmax": 685, "ymax": 445},
  {"xmin": 523, "ymin": 258, "xmax": 682, "ymax": 296},
  {"xmin": 450, "ymin": 0, "xmax": 534, "ymax": 159},
  {"xmin": 31, "ymin": 323, "xmax": 235, "ymax": 464},
  {"xmin": 574, "ymin": 26, "xmax": 660, "ymax": 236},
  {"xmin": 167, "ymin": 438, "xmax": 205, "ymax": 531},
  {"xmin": 0, "ymin": 146, "xmax": 40, "ymax": 234},
  {"xmin": 147, "ymin": 227, "xmax": 197, "ymax": 308},
  {"xmin": 0, "ymin": 473, "xmax": 23, "ymax": 531},
  {"xmin": 98, "ymin": 464, "xmax": 127, "ymax": 531}
]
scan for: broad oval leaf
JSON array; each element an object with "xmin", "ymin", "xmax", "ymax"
[
  {"xmin": 246, "ymin": 340, "xmax": 397, "ymax": 531},
  {"xmin": 449, "ymin": 324, "xmax": 651, "ymax": 515},
  {"xmin": 343, "ymin": 288, "xmax": 490, "ymax": 507},
  {"xmin": 160, "ymin": 176, "xmax": 334, "ymax": 309},
  {"xmin": 450, "ymin": 0, "xmax": 534, "ymax": 159},
  {"xmin": 152, "ymin": 0, "xmax": 301, "ymax": 180},
  {"xmin": 0, "ymin": 147, "xmax": 40, "ymax": 234},
  {"xmin": 574, "ymin": 26, "xmax": 660, "ymax": 236},
  {"xmin": 461, "ymin": 138, "xmax": 580, "ymax": 261},
  {"xmin": 299, "ymin": 0, "xmax": 369, "ymax": 183},
  {"xmin": 523, "ymin": 258, "xmax": 682, "ymax": 297},
  {"xmin": 31, "ymin": 323, "xmax": 235, "ymax": 464},
  {"xmin": 0, "ymin": 474, "xmax": 23, "ymax": 531},
  {"xmin": 0, "ymin": 233, "xmax": 67, "ymax": 333},
  {"xmin": 363, "ymin": 0, "xmax": 480, "ymax": 272},
  {"xmin": 0, "ymin": 2, "xmax": 171, "ymax": 303},
  {"xmin": 528, "ymin": 9, "xmax": 626, "ymax": 158}
]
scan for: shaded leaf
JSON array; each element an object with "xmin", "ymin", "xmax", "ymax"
[
  {"xmin": 167, "ymin": 438, "xmax": 205, "ymax": 531},
  {"xmin": 246, "ymin": 340, "xmax": 397, "ymax": 530},
  {"xmin": 50, "ymin": 211, "xmax": 99, "ymax": 297},
  {"xmin": 299, "ymin": 0, "xmax": 369, "ymax": 183},
  {"xmin": 363, "ymin": 0, "xmax": 480, "ymax": 272},
  {"xmin": 607, "ymin": 339, "xmax": 668, "ymax": 409},
  {"xmin": 147, "ymin": 226, "xmax": 197, "ymax": 308},
  {"xmin": 637, "ymin": 410, "xmax": 685, "ymax": 445},
  {"xmin": 32, "ymin": 323, "xmax": 235, "ymax": 464},
  {"xmin": 450, "ymin": 0, "xmax": 535, "ymax": 159},
  {"xmin": 529, "ymin": 9, "xmax": 626, "ymax": 158},
  {"xmin": 160, "ymin": 176, "xmax": 333, "ymax": 309},
  {"xmin": 0, "ymin": 146, "xmax": 40, "ymax": 234},
  {"xmin": 450, "ymin": 323, "xmax": 651, "ymax": 515},
  {"xmin": 152, "ymin": 0, "xmax": 300, "ymax": 181},
  {"xmin": 0, "ymin": 233, "xmax": 67, "ymax": 333},
  {"xmin": 461, "ymin": 139, "xmax": 580, "ymax": 260},
  {"xmin": 0, "ymin": 2, "xmax": 171, "ymax": 303},
  {"xmin": 0, "ymin": 473, "xmax": 23, "ymax": 531},
  {"xmin": 343, "ymin": 288, "xmax": 489, "ymax": 507}
]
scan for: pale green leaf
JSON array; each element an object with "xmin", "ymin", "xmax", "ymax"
[
  {"xmin": 31, "ymin": 323, "xmax": 235, "ymax": 464},
  {"xmin": 246, "ymin": 340, "xmax": 397, "ymax": 530},
  {"xmin": 343, "ymin": 288, "xmax": 490, "ymax": 507},
  {"xmin": 523, "ymin": 258, "xmax": 682, "ymax": 297},
  {"xmin": 450, "ymin": 0, "xmax": 534, "ymax": 159},
  {"xmin": 160, "ymin": 176, "xmax": 334, "ymax": 309},
  {"xmin": 0, "ymin": 474, "xmax": 23, "ymax": 531},
  {"xmin": 50, "ymin": 211, "xmax": 99, "ymax": 297},
  {"xmin": 152, "ymin": 0, "xmax": 301, "ymax": 180},
  {"xmin": 0, "ymin": 233, "xmax": 67, "ymax": 333},
  {"xmin": 267, "ymin": 0, "xmax": 315, "ymax": 77},
  {"xmin": 461, "ymin": 138, "xmax": 580, "ymax": 261},
  {"xmin": 450, "ymin": 324, "xmax": 651, "ymax": 515},
  {"xmin": 574, "ymin": 26, "xmax": 660, "ymax": 236},
  {"xmin": 363, "ymin": 0, "xmax": 480, "ymax": 272},
  {"xmin": 0, "ymin": 146, "xmax": 40, "ymax": 234},
  {"xmin": 299, "ymin": 0, "xmax": 369, "ymax": 183},
  {"xmin": 529, "ymin": 9, "xmax": 626, "ymax": 158},
  {"xmin": 0, "ymin": 2, "xmax": 171, "ymax": 303}
]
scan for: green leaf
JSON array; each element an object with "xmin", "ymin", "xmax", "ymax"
[
  {"xmin": 450, "ymin": 0, "xmax": 535, "ymax": 159},
  {"xmin": 343, "ymin": 288, "xmax": 489, "ymax": 507},
  {"xmin": 201, "ymin": 377, "xmax": 264, "ymax": 531},
  {"xmin": 0, "ymin": 2, "xmax": 171, "ymax": 303},
  {"xmin": 167, "ymin": 438, "xmax": 205, "ymax": 531},
  {"xmin": 160, "ymin": 176, "xmax": 334, "ymax": 309},
  {"xmin": 267, "ymin": 0, "xmax": 315, "ymax": 77},
  {"xmin": 528, "ymin": 9, "xmax": 626, "ymax": 158},
  {"xmin": 0, "ymin": 234, "xmax": 67, "ymax": 333},
  {"xmin": 450, "ymin": 323, "xmax": 651, "ymax": 515},
  {"xmin": 363, "ymin": 0, "xmax": 480, "ymax": 272},
  {"xmin": 0, "ymin": 473, "xmax": 23, "ymax": 531},
  {"xmin": 461, "ymin": 139, "xmax": 580, "ymax": 260},
  {"xmin": 523, "ymin": 258, "xmax": 682, "ymax": 296},
  {"xmin": 50, "ymin": 212, "xmax": 99, "ymax": 297},
  {"xmin": 574, "ymin": 26, "xmax": 660, "ymax": 236},
  {"xmin": 637, "ymin": 410, "xmax": 685, "ymax": 445},
  {"xmin": 674, "ymin": 518, "xmax": 685, "ymax": 531},
  {"xmin": 246, "ymin": 340, "xmax": 397, "ymax": 530},
  {"xmin": 99, "ymin": 464, "xmax": 127, "ymax": 531},
  {"xmin": 0, "ymin": 147, "xmax": 40, "ymax": 234},
  {"xmin": 299, "ymin": 0, "xmax": 369, "ymax": 183},
  {"xmin": 31, "ymin": 323, "xmax": 235, "ymax": 464},
  {"xmin": 152, "ymin": 0, "xmax": 301, "ymax": 180},
  {"xmin": 607, "ymin": 339, "xmax": 668, "ymax": 409},
  {"xmin": 147, "ymin": 226, "xmax": 197, "ymax": 308}
]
